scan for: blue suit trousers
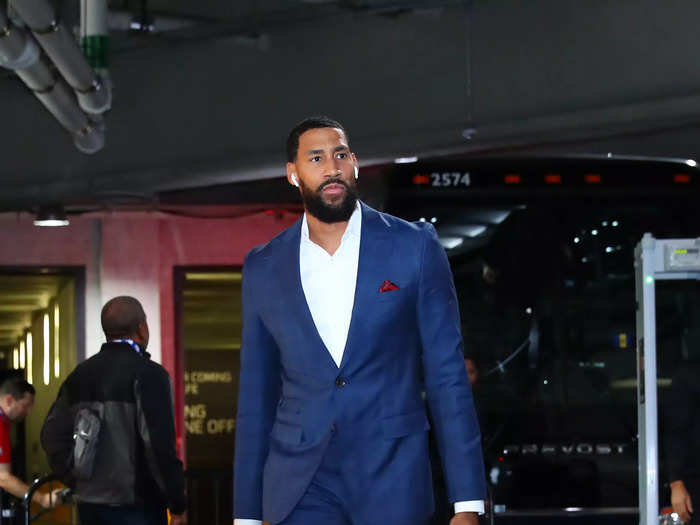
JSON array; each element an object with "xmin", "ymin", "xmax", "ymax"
[{"xmin": 278, "ymin": 426, "xmax": 431, "ymax": 525}]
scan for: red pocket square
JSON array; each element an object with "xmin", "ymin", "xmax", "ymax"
[{"xmin": 379, "ymin": 280, "xmax": 400, "ymax": 293}]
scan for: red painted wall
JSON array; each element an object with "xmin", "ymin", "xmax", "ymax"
[
  {"xmin": 156, "ymin": 210, "xmax": 300, "ymax": 457},
  {"xmin": 0, "ymin": 208, "xmax": 301, "ymax": 462}
]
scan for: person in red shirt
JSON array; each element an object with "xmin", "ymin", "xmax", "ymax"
[{"xmin": 0, "ymin": 377, "xmax": 56, "ymax": 508}]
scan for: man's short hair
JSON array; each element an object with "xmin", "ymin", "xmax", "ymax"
[
  {"xmin": 101, "ymin": 296, "xmax": 146, "ymax": 340},
  {"xmin": 0, "ymin": 377, "xmax": 35, "ymax": 399},
  {"xmin": 286, "ymin": 116, "xmax": 349, "ymax": 163}
]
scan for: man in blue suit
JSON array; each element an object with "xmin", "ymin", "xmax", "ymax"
[{"xmin": 233, "ymin": 117, "xmax": 485, "ymax": 525}]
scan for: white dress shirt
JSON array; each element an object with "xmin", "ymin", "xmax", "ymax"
[
  {"xmin": 299, "ymin": 201, "xmax": 362, "ymax": 367},
  {"xmin": 234, "ymin": 203, "xmax": 483, "ymax": 523}
]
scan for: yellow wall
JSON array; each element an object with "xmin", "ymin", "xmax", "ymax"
[{"xmin": 24, "ymin": 279, "xmax": 76, "ymax": 478}]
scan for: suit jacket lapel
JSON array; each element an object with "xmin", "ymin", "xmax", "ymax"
[
  {"xmin": 338, "ymin": 202, "xmax": 392, "ymax": 370},
  {"xmin": 276, "ymin": 220, "xmax": 340, "ymax": 375}
]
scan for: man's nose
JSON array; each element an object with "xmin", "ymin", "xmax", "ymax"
[{"xmin": 322, "ymin": 163, "xmax": 343, "ymax": 178}]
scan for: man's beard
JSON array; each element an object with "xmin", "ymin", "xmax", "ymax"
[{"xmin": 300, "ymin": 177, "xmax": 358, "ymax": 223}]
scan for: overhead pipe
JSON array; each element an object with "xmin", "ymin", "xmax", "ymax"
[
  {"xmin": 80, "ymin": 0, "xmax": 110, "ymax": 93},
  {"xmin": 10, "ymin": 0, "xmax": 111, "ymax": 115},
  {"xmin": 0, "ymin": 9, "xmax": 104, "ymax": 153}
]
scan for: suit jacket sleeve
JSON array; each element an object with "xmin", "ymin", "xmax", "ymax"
[
  {"xmin": 233, "ymin": 251, "xmax": 281, "ymax": 520},
  {"xmin": 417, "ymin": 223, "xmax": 486, "ymax": 503}
]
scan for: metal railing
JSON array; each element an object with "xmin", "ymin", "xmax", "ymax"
[{"xmin": 21, "ymin": 474, "xmax": 72, "ymax": 524}]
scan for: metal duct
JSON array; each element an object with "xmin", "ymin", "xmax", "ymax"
[
  {"xmin": 0, "ymin": 9, "xmax": 104, "ymax": 153},
  {"xmin": 10, "ymin": 0, "xmax": 111, "ymax": 115}
]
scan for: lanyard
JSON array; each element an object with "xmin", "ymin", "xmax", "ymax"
[{"xmin": 111, "ymin": 339, "xmax": 142, "ymax": 355}]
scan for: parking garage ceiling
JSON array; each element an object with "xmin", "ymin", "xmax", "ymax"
[{"xmin": 2, "ymin": 1, "xmax": 700, "ymax": 212}]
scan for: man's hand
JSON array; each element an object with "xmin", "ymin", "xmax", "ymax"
[
  {"xmin": 671, "ymin": 480, "xmax": 693, "ymax": 522},
  {"xmin": 450, "ymin": 511, "xmax": 479, "ymax": 525},
  {"xmin": 38, "ymin": 491, "xmax": 56, "ymax": 509},
  {"xmin": 39, "ymin": 488, "xmax": 71, "ymax": 508},
  {"xmin": 171, "ymin": 511, "xmax": 187, "ymax": 525}
]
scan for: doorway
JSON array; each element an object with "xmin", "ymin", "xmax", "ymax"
[
  {"xmin": 175, "ymin": 267, "xmax": 242, "ymax": 525},
  {"xmin": 0, "ymin": 267, "xmax": 83, "ymax": 489}
]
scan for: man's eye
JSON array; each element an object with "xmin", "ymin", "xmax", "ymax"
[
  {"xmin": 336, "ymin": 153, "xmax": 347, "ymax": 159},
  {"xmin": 310, "ymin": 156, "xmax": 321, "ymax": 162}
]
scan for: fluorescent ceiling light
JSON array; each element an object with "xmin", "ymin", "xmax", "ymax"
[
  {"xmin": 460, "ymin": 225, "xmax": 487, "ymax": 237},
  {"xmin": 478, "ymin": 210, "xmax": 511, "ymax": 225},
  {"xmin": 439, "ymin": 237, "xmax": 463, "ymax": 250},
  {"xmin": 34, "ymin": 219, "xmax": 69, "ymax": 227},
  {"xmin": 394, "ymin": 156, "xmax": 418, "ymax": 164},
  {"xmin": 440, "ymin": 225, "xmax": 488, "ymax": 238},
  {"xmin": 34, "ymin": 206, "xmax": 69, "ymax": 227}
]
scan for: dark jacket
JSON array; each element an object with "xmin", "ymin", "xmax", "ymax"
[
  {"xmin": 665, "ymin": 362, "xmax": 700, "ymax": 488},
  {"xmin": 40, "ymin": 342, "xmax": 186, "ymax": 514}
]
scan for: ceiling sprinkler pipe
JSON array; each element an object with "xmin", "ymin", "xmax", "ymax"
[
  {"xmin": 73, "ymin": 120, "xmax": 105, "ymax": 155},
  {"xmin": 0, "ymin": 10, "xmax": 40, "ymax": 70},
  {"xmin": 34, "ymin": 81, "xmax": 92, "ymax": 135},
  {"xmin": 10, "ymin": 0, "xmax": 111, "ymax": 115},
  {"xmin": 81, "ymin": 0, "xmax": 111, "ymax": 113},
  {"xmin": 0, "ymin": 10, "xmax": 104, "ymax": 154},
  {"xmin": 81, "ymin": 0, "xmax": 108, "ymax": 70}
]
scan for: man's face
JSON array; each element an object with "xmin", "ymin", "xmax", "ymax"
[
  {"xmin": 6, "ymin": 393, "xmax": 34, "ymax": 421},
  {"xmin": 287, "ymin": 127, "xmax": 358, "ymax": 223}
]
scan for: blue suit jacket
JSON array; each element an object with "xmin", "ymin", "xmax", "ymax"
[{"xmin": 233, "ymin": 202, "xmax": 485, "ymax": 523}]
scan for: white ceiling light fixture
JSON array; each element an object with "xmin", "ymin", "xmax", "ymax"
[
  {"xmin": 462, "ymin": 128, "xmax": 477, "ymax": 140},
  {"xmin": 43, "ymin": 313, "xmax": 50, "ymax": 385},
  {"xmin": 394, "ymin": 156, "xmax": 418, "ymax": 164},
  {"xmin": 484, "ymin": 211, "xmax": 511, "ymax": 225},
  {"xmin": 27, "ymin": 332, "xmax": 33, "ymax": 384},
  {"xmin": 440, "ymin": 225, "xmax": 488, "ymax": 238},
  {"xmin": 460, "ymin": 225, "xmax": 487, "ymax": 237},
  {"xmin": 439, "ymin": 237, "xmax": 464, "ymax": 250},
  {"xmin": 34, "ymin": 206, "xmax": 69, "ymax": 227}
]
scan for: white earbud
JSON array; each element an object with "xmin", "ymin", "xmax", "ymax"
[
  {"xmin": 291, "ymin": 173, "xmax": 299, "ymax": 187},
  {"xmin": 354, "ymin": 165, "xmax": 359, "ymax": 179}
]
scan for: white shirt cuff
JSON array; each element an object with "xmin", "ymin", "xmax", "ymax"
[
  {"xmin": 234, "ymin": 502, "xmax": 484, "ymax": 522},
  {"xmin": 454, "ymin": 500, "xmax": 485, "ymax": 515}
]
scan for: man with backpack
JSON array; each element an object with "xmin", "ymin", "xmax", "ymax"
[{"xmin": 41, "ymin": 296, "xmax": 187, "ymax": 525}]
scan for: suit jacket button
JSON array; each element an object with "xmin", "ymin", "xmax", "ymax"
[{"xmin": 335, "ymin": 378, "xmax": 347, "ymax": 388}]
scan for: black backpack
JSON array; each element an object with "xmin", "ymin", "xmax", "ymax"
[{"xmin": 72, "ymin": 406, "xmax": 102, "ymax": 480}]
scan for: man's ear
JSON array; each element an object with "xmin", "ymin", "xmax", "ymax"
[
  {"xmin": 286, "ymin": 162, "xmax": 299, "ymax": 188},
  {"xmin": 136, "ymin": 321, "xmax": 148, "ymax": 341}
]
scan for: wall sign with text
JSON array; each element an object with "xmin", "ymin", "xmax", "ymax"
[{"xmin": 184, "ymin": 350, "xmax": 239, "ymax": 469}]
